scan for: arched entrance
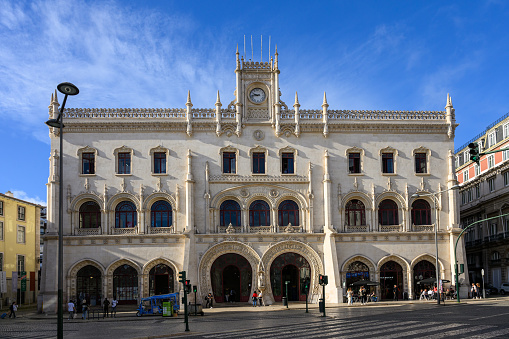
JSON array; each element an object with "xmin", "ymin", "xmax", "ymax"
[
  {"xmin": 149, "ymin": 264, "xmax": 174, "ymax": 295},
  {"xmin": 113, "ymin": 264, "xmax": 138, "ymax": 304},
  {"xmin": 413, "ymin": 260, "xmax": 435, "ymax": 297},
  {"xmin": 380, "ymin": 261, "xmax": 403, "ymax": 300},
  {"xmin": 211, "ymin": 253, "xmax": 252, "ymax": 303},
  {"xmin": 270, "ymin": 252, "xmax": 310, "ymax": 301},
  {"xmin": 345, "ymin": 261, "xmax": 370, "ymax": 292},
  {"xmin": 76, "ymin": 265, "xmax": 101, "ymax": 306}
]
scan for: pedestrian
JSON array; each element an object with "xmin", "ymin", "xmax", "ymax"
[
  {"xmin": 82, "ymin": 299, "xmax": 88, "ymax": 320},
  {"xmin": 258, "ymin": 290, "xmax": 264, "ymax": 306},
  {"xmin": 230, "ymin": 289, "xmax": 235, "ymax": 303},
  {"xmin": 393, "ymin": 285, "xmax": 399, "ymax": 301},
  {"xmin": 8, "ymin": 302, "xmax": 17, "ymax": 319},
  {"xmin": 359, "ymin": 286, "xmax": 366, "ymax": 305},
  {"xmin": 103, "ymin": 298, "xmax": 110, "ymax": 318},
  {"xmin": 205, "ymin": 292, "xmax": 214, "ymax": 308},
  {"xmin": 111, "ymin": 297, "xmax": 118, "ymax": 317},
  {"xmin": 225, "ymin": 288, "xmax": 229, "ymax": 303},
  {"xmin": 347, "ymin": 288, "xmax": 353, "ymax": 305},
  {"xmin": 67, "ymin": 300, "xmax": 75, "ymax": 320},
  {"xmin": 476, "ymin": 283, "xmax": 483, "ymax": 299},
  {"xmin": 471, "ymin": 283, "xmax": 477, "ymax": 299},
  {"xmin": 252, "ymin": 290, "xmax": 258, "ymax": 307}
]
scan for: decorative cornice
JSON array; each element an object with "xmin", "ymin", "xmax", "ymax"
[{"xmin": 209, "ymin": 175, "xmax": 309, "ymax": 183}]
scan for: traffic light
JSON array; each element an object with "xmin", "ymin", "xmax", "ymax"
[
  {"xmin": 303, "ymin": 281, "xmax": 309, "ymax": 294},
  {"xmin": 319, "ymin": 274, "xmax": 328, "ymax": 286},
  {"xmin": 184, "ymin": 280, "xmax": 192, "ymax": 294},
  {"xmin": 179, "ymin": 271, "xmax": 186, "ymax": 283},
  {"xmin": 468, "ymin": 142, "xmax": 480, "ymax": 165},
  {"xmin": 193, "ymin": 285, "xmax": 197, "ymax": 293}
]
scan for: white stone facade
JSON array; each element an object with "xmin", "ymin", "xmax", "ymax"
[{"xmin": 40, "ymin": 47, "xmax": 468, "ymax": 312}]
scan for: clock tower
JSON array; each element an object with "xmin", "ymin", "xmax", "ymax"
[{"xmin": 234, "ymin": 45, "xmax": 284, "ymax": 131}]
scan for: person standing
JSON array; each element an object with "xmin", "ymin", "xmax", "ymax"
[
  {"xmin": 258, "ymin": 290, "xmax": 264, "ymax": 306},
  {"xmin": 103, "ymin": 298, "xmax": 110, "ymax": 318},
  {"xmin": 67, "ymin": 300, "xmax": 75, "ymax": 320},
  {"xmin": 359, "ymin": 286, "xmax": 366, "ymax": 305},
  {"xmin": 111, "ymin": 297, "xmax": 118, "ymax": 317},
  {"xmin": 8, "ymin": 302, "xmax": 17, "ymax": 319},
  {"xmin": 346, "ymin": 288, "xmax": 353, "ymax": 306},
  {"xmin": 393, "ymin": 285, "xmax": 399, "ymax": 301},
  {"xmin": 252, "ymin": 290, "xmax": 258, "ymax": 307},
  {"xmin": 81, "ymin": 300, "xmax": 88, "ymax": 320},
  {"xmin": 471, "ymin": 283, "xmax": 477, "ymax": 299},
  {"xmin": 205, "ymin": 293, "xmax": 214, "ymax": 308}
]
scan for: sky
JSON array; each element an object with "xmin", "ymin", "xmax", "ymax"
[{"xmin": 1, "ymin": 0, "xmax": 509, "ymax": 206}]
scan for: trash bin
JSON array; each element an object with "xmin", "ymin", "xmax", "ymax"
[
  {"xmin": 319, "ymin": 299, "xmax": 325, "ymax": 312},
  {"xmin": 282, "ymin": 297, "xmax": 288, "ymax": 306}
]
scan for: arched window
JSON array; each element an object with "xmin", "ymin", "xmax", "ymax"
[
  {"xmin": 379, "ymin": 199, "xmax": 398, "ymax": 225},
  {"xmin": 249, "ymin": 200, "xmax": 270, "ymax": 226},
  {"xmin": 79, "ymin": 201, "xmax": 101, "ymax": 229},
  {"xmin": 220, "ymin": 200, "xmax": 241, "ymax": 226},
  {"xmin": 115, "ymin": 201, "xmax": 137, "ymax": 228},
  {"xmin": 345, "ymin": 199, "xmax": 366, "ymax": 226},
  {"xmin": 278, "ymin": 200, "xmax": 299, "ymax": 226},
  {"xmin": 151, "ymin": 201, "xmax": 172, "ymax": 227},
  {"xmin": 412, "ymin": 199, "xmax": 431, "ymax": 225}
]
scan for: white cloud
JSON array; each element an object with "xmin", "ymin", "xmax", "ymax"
[{"xmin": 10, "ymin": 190, "xmax": 46, "ymax": 206}]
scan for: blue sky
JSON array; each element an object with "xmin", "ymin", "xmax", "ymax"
[{"xmin": 1, "ymin": 0, "xmax": 508, "ymax": 206}]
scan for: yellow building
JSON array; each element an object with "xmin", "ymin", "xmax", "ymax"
[{"xmin": 0, "ymin": 191, "xmax": 42, "ymax": 306}]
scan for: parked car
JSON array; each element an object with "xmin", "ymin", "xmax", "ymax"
[
  {"xmin": 498, "ymin": 283, "xmax": 509, "ymax": 294},
  {"xmin": 485, "ymin": 284, "xmax": 498, "ymax": 295}
]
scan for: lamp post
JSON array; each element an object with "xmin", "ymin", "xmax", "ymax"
[
  {"xmin": 45, "ymin": 82, "xmax": 79, "ymax": 339},
  {"xmin": 411, "ymin": 184, "xmax": 459, "ymax": 306}
]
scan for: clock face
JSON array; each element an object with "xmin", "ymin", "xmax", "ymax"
[{"xmin": 249, "ymin": 88, "xmax": 266, "ymax": 104}]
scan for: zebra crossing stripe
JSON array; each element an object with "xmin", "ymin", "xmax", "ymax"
[
  {"xmin": 430, "ymin": 325, "xmax": 494, "ymax": 338},
  {"xmin": 468, "ymin": 328, "xmax": 509, "ymax": 339},
  {"xmin": 368, "ymin": 323, "xmax": 463, "ymax": 339}
]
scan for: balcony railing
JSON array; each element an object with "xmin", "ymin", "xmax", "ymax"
[
  {"xmin": 413, "ymin": 224, "xmax": 434, "ymax": 232},
  {"xmin": 76, "ymin": 228, "xmax": 101, "ymax": 236},
  {"xmin": 148, "ymin": 226, "xmax": 173, "ymax": 234},
  {"xmin": 345, "ymin": 225, "xmax": 368, "ymax": 233},
  {"xmin": 112, "ymin": 227, "xmax": 137, "ymax": 235},
  {"xmin": 379, "ymin": 225, "xmax": 403, "ymax": 232}
]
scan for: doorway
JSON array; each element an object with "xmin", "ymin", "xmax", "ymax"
[
  {"xmin": 282, "ymin": 265, "xmax": 299, "ymax": 301},
  {"xmin": 223, "ymin": 265, "xmax": 241, "ymax": 302}
]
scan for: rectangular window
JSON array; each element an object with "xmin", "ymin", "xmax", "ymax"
[
  {"xmin": 504, "ymin": 123, "xmax": 509, "ymax": 139},
  {"xmin": 282, "ymin": 153, "xmax": 294, "ymax": 174},
  {"xmin": 82, "ymin": 152, "xmax": 95, "ymax": 174},
  {"xmin": 154, "ymin": 152, "xmax": 166, "ymax": 174},
  {"xmin": 488, "ymin": 178, "xmax": 495, "ymax": 192},
  {"xmin": 475, "ymin": 184, "xmax": 480, "ymax": 198},
  {"xmin": 0, "ymin": 253, "xmax": 3, "ymax": 271},
  {"xmin": 504, "ymin": 149, "xmax": 509, "ymax": 162},
  {"xmin": 0, "ymin": 221, "xmax": 3, "ymax": 241},
  {"xmin": 488, "ymin": 132, "xmax": 496, "ymax": 148},
  {"xmin": 490, "ymin": 223, "xmax": 497, "ymax": 236},
  {"xmin": 382, "ymin": 153, "xmax": 394, "ymax": 173},
  {"xmin": 118, "ymin": 152, "xmax": 131, "ymax": 174},
  {"xmin": 17, "ymin": 225, "xmax": 25, "ymax": 243},
  {"xmin": 415, "ymin": 153, "xmax": 427, "ymax": 173},
  {"xmin": 488, "ymin": 154, "xmax": 495, "ymax": 169},
  {"xmin": 223, "ymin": 152, "xmax": 236, "ymax": 174},
  {"xmin": 464, "ymin": 151, "xmax": 469, "ymax": 163},
  {"xmin": 17, "ymin": 255, "xmax": 24, "ymax": 274},
  {"xmin": 0, "ymin": 200, "xmax": 3, "ymax": 215},
  {"xmin": 461, "ymin": 192, "xmax": 466, "ymax": 205},
  {"xmin": 455, "ymin": 156, "xmax": 460, "ymax": 168},
  {"xmin": 467, "ymin": 189, "xmax": 472, "ymax": 202},
  {"xmin": 474, "ymin": 164, "xmax": 480, "ymax": 177},
  {"xmin": 17, "ymin": 206, "xmax": 25, "ymax": 221},
  {"xmin": 252, "ymin": 152, "xmax": 265, "ymax": 174},
  {"xmin": 463, "ymin": 170, "xmax": 469, "ymax": 182},
  {"xmin": 505, "ymin": 172, "xmax": 509, "ymax": 186},
  {"xmin": 348, "ymin": 153, "xmax": 361, "ymax": 173}
]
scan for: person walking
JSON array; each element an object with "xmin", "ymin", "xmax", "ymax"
[
  {"xmin": 111, "ymin": 298, "xmax": 118, "ymax": 317},
  {"xmin": 471, "ymin": 283, "xmax": 477, "ymax": 299},
  {"xmin": 359, "ymin": 286, "xmax": 366, "ymax": 305},
  {"xmin": 103, "ymin": 298, "xmax": 110, "ymax": 318},
  {"xmin": 67, "ymin": 300, "xmax": 75, "ymax": 320},
  {"xmin": 8, "ymin": 302, "xmax": 17, "ymax": 319},
  {"xmin": 258, "ymin": 290, "xmax": 264, "ymax": 306},
  {"xmin": 393, "ymin": 285, "xmax": 399, "ymax": 301},
  {"xmin": 81, "ymin": 299, "xmax": 88, "ymax": 320},
  {"xmin": 476, "ymin": 283, "xmax": 483, "ymax": 299},
  {"xmin": 205, "ymin": 293, "xmax": 214, "ymax": 308},
  {"xmin": 347, "ymin": 288, "xmax": 353, "ymax": 306},
  {"xmin": 252, "ymin": 290, "xmax": 258, "ymax": 307}
]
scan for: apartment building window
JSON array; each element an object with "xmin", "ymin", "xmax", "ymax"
[
  {"xmin": 504, "ymin": 149, "xmax": 509, "ymax": 162},
  {"xmin": 475, "ymin": 184, "xmax": 480, "ymax": 198},
  {"xmin": 0, "ymin": 200, "xmax": 3, "ymax": 215},
  {"xmin": 474, "ymin": 164, "xmax": 480, "ymax": 177},
  {"xmin": 461, "ymin": 192, "xmax": 466, "ymax": 205},
  {"xmin": 17, "ymin": 225, "xmax": 25, "ymax": 243},
  {"xmin": 490, "ymin": 223, "xmax": 498, "ymax": 236},
  {"xmin": 488, "ymin": 155, "xmax": 495, "ymax": 169},
  {"xmin": 153, "ymin": 152, "xmax": 166, "ymax": 174},
  {"xmin": 504, "ymin": 123, "xmax": 509, "ymax": 139},
  {"xmin": 455, "ymin": 156, "xmax": 460, "ymax": 168},
  {"xmin": 504, "ymin": 172, "xmax": 509, "ymax": 186},
  {"xmin": 252, "ymin": 152, "xmax": 265, "ymax": 174},
  {"xmin": 118, "ymin": 153, "xmax": 131, "ymax": 174},
  {"xmin": 223, "ymin": 152, "xmax": 236, "ymax": 174},
  {"xmin": 0, "ymin": 221, "xmax": 3, "ymax": 240},
  {"xmin": 17, "ymin": 206, "xmax": 25, "ymax": 221},
  {"xmin": 467, "ymin": 189, "xmax": 472, "ymax": 202},
  {"xmin": 348, "ymin": 153, "xmax": 361, "ymax": 173},
  {"xmin": 415, "ymin": 153, "xmax": 427, "ymax": 174},
  {"xmin": 82, "ymin": 153, "xmax": 95, "ymax": 174},
  {"xmin": 488, "ymin": 178, "xmax": 495, "ymax": 192},
  {"xmin": 463, "ymin": 170, "xmax": 469, "ymax": 182},
  {"xmin": 382, "ymin": 153, "xmax": 394, "ymax": 173},
  {"xmin": 17, "ymin": 255, "xmax": 25, "ymax": 273},
  {"xmin": 281, "ymin": 153, "xmax": 294, "ymax": 174},
  {"xmin": 488, "ymin": 131, "xmax": 496, "ymax": 148},
  {"xmin": 464, "ymin": 151, "xmax": 469, "ymax": 163}
]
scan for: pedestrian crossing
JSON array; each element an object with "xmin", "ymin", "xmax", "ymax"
[{"xmin": 200, "ymin": 318, "xmax": 509, "ymax": 339}]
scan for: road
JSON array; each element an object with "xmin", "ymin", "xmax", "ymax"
[{"xmin": 1, "ymin": 298, "xmax": 508, "ymax": 338}]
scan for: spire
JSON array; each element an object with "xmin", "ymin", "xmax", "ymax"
[
  {"xmin": 274, "ymin": 44, "xmax": 278, "ymax": 70},
  {"xmin": 322, "ymin": 91, "xmax": 328, "ymax": 106},
  {"xmin": 236, "ymin": 44, "xmax": 240, "ymax": 70},
  {"xmin": 186, "ymin": 90, "xmax": 192, "ymax": 105},
  {"xmin": 216, "ymin": 90, "xmax": 221, "ymax": 105},
  {"xmin": 50, "ymin": 92, "xmax": 54, "ymax": 105},
  {"xmin": 53, "ymin": 89, "xmax": 59, "ymax": 104},
  {"xmin": 294, "ymin": 91, "xmax": 299, "ymax": 106},
  {"xmin": 445, "ymin": 93, "xmax": 453, "ymax": 108}
]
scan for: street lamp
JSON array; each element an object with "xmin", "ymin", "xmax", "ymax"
[
  {"xmin": 45, "ymin": 82, "xmax": 79, "ymax": 339},
  {"xmin": 411, "ymin": 184, "xmax": 459, "ymax": 305}
]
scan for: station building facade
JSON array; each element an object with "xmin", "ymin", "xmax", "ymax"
[{"xmin": 40, "ymin": 48, "xmax": 467, "ymax": 312}]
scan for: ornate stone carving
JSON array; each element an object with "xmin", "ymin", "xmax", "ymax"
[{"xmin": 253, "ymin": 130, "xmax": 265, "ymax": 141}]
